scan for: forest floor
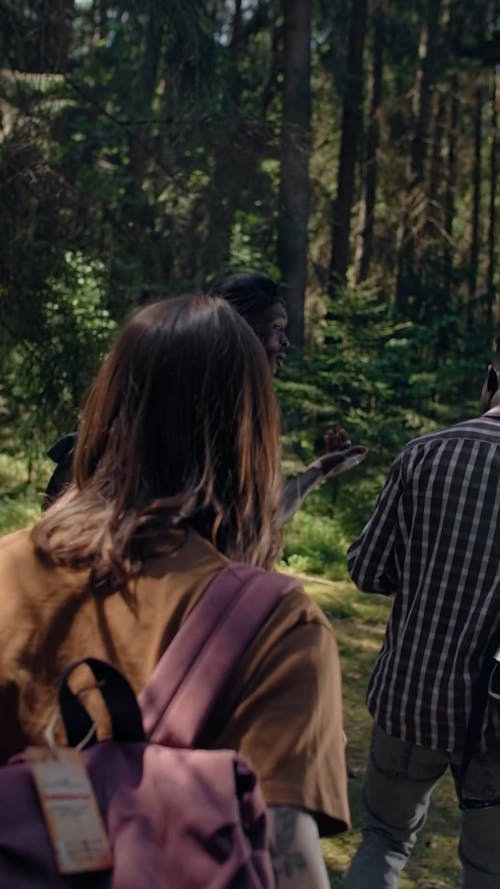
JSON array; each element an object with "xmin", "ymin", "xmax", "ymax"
[
  {"xmin": 1, "ymin": 453, "xmax": 461, "ymax": 888},
  {"xmin": 302, "ymin": 576, "xmax": 461, "ymax": 888}
]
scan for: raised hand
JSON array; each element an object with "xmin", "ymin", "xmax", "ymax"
[{"xmin": 311, "ymin": 426, "xmax": 367, "ymax": 479}]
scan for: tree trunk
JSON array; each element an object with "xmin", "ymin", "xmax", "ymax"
[
  {"xmin": 329, "ymin": 0, "xmax": 368, "ymax": 293},
  {"xmin": 277, "ymin": 0, "xmax": 311, "ymax": 347},
  {"xmin": 487, "ymin": 70, "xmax": 498, "ymax": 322},
  {"xmin": 443, "ymin": 73, "xmax": 459, "ymax": 306},
  {"xmin": 201, "ymin": 1, "xmax": 273, "ymax": 282},
  {"xmin": 122, "ymin": 1, "xmax": 166, "ymax": 293},
  {"xmin": 426, "ymin": 88, "xmax": 447, "ymax": 240},
  {"xmin": 52, "ymin": 0, "xmax": 75, "ymax": 73},
  {"xmin": 98, "ymin": 0, "xmax": 110, "ymax": 39},
  {"xmin": 202, "ymin": 1, "xmax": 243, "ymax": 276},
  {"xmin": 469, "ymin": 82, "xmax": 482, "ymax": 303},
  {"xmin": 395, "ymin": 0, "xmax": 442, "ymax": 312},
  {"xmin": 354, "ymin": 0, "xmax": 385, "ymax": 284}
]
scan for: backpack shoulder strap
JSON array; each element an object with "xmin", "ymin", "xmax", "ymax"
[{"xmin": 138, "ymin": 563, "xmax": 297, "ymax": 747}]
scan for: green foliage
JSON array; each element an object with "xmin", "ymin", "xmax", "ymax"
[
  {"xmin": 1, "ymin": 252, "xmax": 115, "ymax": 457},
  {"xmin": 281, "ymin": 495, "xmax": 350, "ymax": 580},
  {"xmin": 0, "ymin": 492, "xmax": 42, "ymax": 535},
  {"xmin": 229, "ymin": 207, "xmax": 277, "ymax": 273},
  {"xmin": 0, "ymin": 453, "xmax": 49, "ymax": 531},
  {"xmin": 279, "ymin": 283, "xmax": 493, "ymax": 573},
  {"xmin": 277, "ymin": 286, "xmax": 416, "ymax": 471}
]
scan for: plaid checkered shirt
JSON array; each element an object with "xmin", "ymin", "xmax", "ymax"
[{"xmin": 347, "ymin": 412, "xmax": 500, "ymax": 752}]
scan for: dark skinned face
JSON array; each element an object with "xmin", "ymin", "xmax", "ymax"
[{"xmin": 249, "ymin": 303, "xmax": 289, "ymax": 376}]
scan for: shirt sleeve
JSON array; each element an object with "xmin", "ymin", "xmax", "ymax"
[
  {"xmin": 214, "ymin": 616, "xmax": 350, "ymax": 836},
  {"xmin": 282, "ymin": 466, "xmax": 323, "ymax": 523},
  {"xmin": 347, "ymin": 453, "xmax": 406, "ymax": 595}
]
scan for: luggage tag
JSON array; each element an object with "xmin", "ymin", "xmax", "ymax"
[{"xmin": 27, "ymin": 706, "xmax": 113, "ymax": 875}]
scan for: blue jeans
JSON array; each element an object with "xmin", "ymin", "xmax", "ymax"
[{"xmin": 343, "ymin": 723, "xmax": 500, "ymax": 889}]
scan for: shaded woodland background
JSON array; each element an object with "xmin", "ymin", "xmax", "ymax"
[
  {"xmin": 0, "ymin": 8, "xmax": 497, "ymax": 882},
  {"xmin": 0, "ymin": 0, "xmax": 499, "ymax": 550}
]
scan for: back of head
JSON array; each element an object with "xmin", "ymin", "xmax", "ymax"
[
  {"xmin": 33, "ymin": 295, "xmax": 283, "ymax": 589},
  {"xmin": 480, "ymin": 335, "xmax": 500, "ymax": 413},
  {"xmin": 208, "ymin": 272, "xmax": 283, "ymax": 322}
]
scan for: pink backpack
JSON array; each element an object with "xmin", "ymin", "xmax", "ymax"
[{"xmin": 0, "ymin": 563, "xmax": 296, "ymax": 888}]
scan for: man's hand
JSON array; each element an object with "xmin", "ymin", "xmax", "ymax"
[
  {"xmin": 311, "ymin": 445, "xmax": 367, "ymax": 479},
  {"xmin": 323, "ymin": 426, "xmax": 351, "ymax": 451},
  {"xmin": 310, "ymin": 426, "xmax": 367, "ymax": 479},
  {"xmin": 282, "ymin": 425, "xmax": 367, "ymax": 522}
]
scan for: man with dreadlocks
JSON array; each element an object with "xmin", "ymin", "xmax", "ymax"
[{"xmin": 208, "ymin": 272, "xmax": 366, "ymax": 522}]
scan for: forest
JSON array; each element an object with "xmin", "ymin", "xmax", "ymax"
[
  {"xmin": 0, "ymin": 3, "xmax": 499, "ymax": 885},
  {"xmin": 0, "ymin": 0, "xmax": 499, "ymax": 540}
]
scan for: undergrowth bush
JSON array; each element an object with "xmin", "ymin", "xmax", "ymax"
[
  {"xmin": 0, "ymin": 252, "xmax": 116, "ymax": 462},
  {"xmin": 278, "ymin": 284, "xmax": 492, "ymax": 577},
  {"xmin": 0, "ymin": 453, "xmax": 50, "ymax": 533},
  {"xmin": 281, "ymin": 495, "xmax": 348, "ymax": 580}
]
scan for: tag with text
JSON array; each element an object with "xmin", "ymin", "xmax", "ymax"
[{"xmin": 28, "ymin": 746, "xmax": 113, "ymax": 875}]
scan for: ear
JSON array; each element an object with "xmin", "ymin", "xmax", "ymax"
[{"xmin": 487, "ymin": 365, "xmax": 499, "ymax": 395}]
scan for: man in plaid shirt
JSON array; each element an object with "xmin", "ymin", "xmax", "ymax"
[{"xmin": 344, "ymin": 350, "xmax": 500, "ymax": 889}]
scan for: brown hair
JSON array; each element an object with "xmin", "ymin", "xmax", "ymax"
[{"xmin": 32, "ymin": 295, "xmax": 283, "ymax": 590}]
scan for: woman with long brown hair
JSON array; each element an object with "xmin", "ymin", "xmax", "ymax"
[
  {"xmin": 44, "ymin": 272, "xmax": 366, "ymax": 514},
  {"xmin": 0, "ymin": 295, "xmax": 350, "ymax": 886}
]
